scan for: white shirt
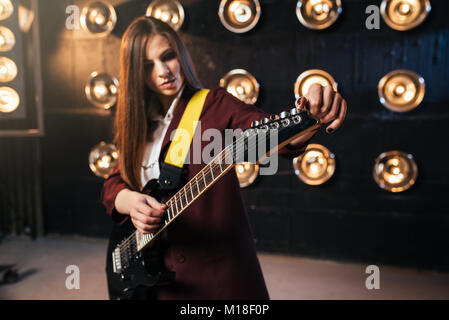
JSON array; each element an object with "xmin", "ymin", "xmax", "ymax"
[{"xmin": 140, "ymin": 87, "xmax": 184, "ymax": 187}]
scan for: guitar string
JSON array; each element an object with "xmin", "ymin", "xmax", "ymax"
[
  {"xmin": 117, "ymin": 127, "xmax": 262, "ymax": 253},
  {"xmin": 118, "ymin": 115, "xmax": 306, "ymax": 254},
  {"xmin": 118, "ymin": 130, "xmax": 252, "ymax": 253},
  {"xmin": 118, "ymin": 114, "xmax": 307, "ymax": 255}
]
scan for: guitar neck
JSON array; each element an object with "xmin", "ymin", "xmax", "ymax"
[
  {"xmin": 135, "ymin": 145, "xmax": 236, "ymax": 251},
  {"xmin": 133, "ymin": 110, "xmax": 321, "ymax": 251}
]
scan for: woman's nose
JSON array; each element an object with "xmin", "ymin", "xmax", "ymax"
[{"xmin": 155, "ymin": 60, "xmax": 171, "ymax": 77}]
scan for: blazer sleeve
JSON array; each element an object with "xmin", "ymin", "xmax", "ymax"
[
  {"xmin": 208, "ymin": 87, "xmax": 312, "ymax": 159},
  {"xmin": 100, "ymin": 163, "xmax": 130, "ymax": 224}
]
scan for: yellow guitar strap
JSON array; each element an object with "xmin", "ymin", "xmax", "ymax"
[{"xmin": 159, "ymin": 89, "xmax": 209, "ymax": 190}]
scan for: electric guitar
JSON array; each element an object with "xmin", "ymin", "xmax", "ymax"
[{"xmin": 106, "ymin": 107, "xmax": 322, "ymax": 300}]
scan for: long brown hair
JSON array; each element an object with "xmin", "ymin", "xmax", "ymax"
[{"xmin": 115, "ymin": 16, "xmax": 202, "ymax": 191}]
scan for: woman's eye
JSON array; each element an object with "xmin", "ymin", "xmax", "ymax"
[{"xmin": 162, "ymin": 51, "xmax": 176, "ymax": 61}]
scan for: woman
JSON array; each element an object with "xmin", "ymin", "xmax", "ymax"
[{"xmin": 101, "ymin": 16, "xmax": 347, "ymax": 300}]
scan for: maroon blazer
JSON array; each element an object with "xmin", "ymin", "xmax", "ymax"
[{"xmin": 101, "ymin": 86, "xmax": 309, "ymax": 300}]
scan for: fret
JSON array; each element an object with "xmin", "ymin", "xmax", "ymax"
[
  {"xmin": 218, "ymin": 157, "xmax": 223, "ymax": 173},
  {"xmin": 166, "ymin": 206, "xmax": 171, "ymax": 221},
  {"xmin": 195, "ymin": 176, "xmax": 200, "ymax": 195},
  {"xmin": 168, "ymin": 205, "xmax": 174, "ymax": 220},
  {"xmin": 202, "ymin": 169, "xmax": 207, "ymax": 187},
  {"xmin": 184, "ymin": 187, "xmax": 189, "ymax": 204},
  {"xmin": 224, "ymin": 147, "xmax": 232, "ymax": 165},
  {"xmin": 190, "ymin": 181, "xmax": 194, "ymax": 200},
  {"xmin": 174, "ymin": 197, "xmax": 179, "ymax": 216},
  {"xmin": 210, "ymin": 164, "xmax": 215, "ymax": 179},
  {"xmin": 178, "ymin": 193, "xmax": 184, "ymax": 209}
]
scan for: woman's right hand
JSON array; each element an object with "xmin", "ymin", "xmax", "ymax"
[{"xmin": 115, "ymin": 189, "xmax": 167, "ymax": 234}]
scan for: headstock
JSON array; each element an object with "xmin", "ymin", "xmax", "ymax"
[{"xmin": 238, "ymin": 107, "xmax": 322, "ymax": 163}]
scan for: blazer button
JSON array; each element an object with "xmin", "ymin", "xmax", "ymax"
[{"xmin": 176, "ymin": 254, "xmax": 186, "ymax": 263}]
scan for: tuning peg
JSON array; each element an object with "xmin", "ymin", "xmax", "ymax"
[
  {"xmin": 290, "ymin": 107, "xmax": 299, "ymax": 115},
  {"xmin": 279, "ymin": 111, "xmax": 290, "ymax": 119},
  {"xmin": 251, "ymin": 120, "xmax": 260, "ymax": 128},
  {"xmin": 261, "ymin": 117, "xmax": 270, "ymax": 124}
]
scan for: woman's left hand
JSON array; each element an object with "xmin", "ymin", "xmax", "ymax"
[{"xmin": 297, "ymin": 83, "xmax": 347, "ymax": 134}]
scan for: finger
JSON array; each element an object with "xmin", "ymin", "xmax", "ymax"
[
  {"xmin": 148, "ymin": 208, "xmax": 164, "ymax": 218},
  {"xmin": 145, "ymin": 195, "xmax": 167, "ymax": 210},
  {"xmin": 326, "ymin": 99, "xmax": 347, "ymax": 134},
  {"xmin": 320, "ymin": 92, "xmax": 342, "ymax": 124},
  {"xmin": 135, "ymin": 202, "xmax": 153, "ymax": 216},
  {"xmin": 142, "ymin": 214, "xmax": 162, "ymax": 225},
  {"xmin": 296, "ymin": 96, "xmax": 308, "ymax": 111},
  {"xmin": 132, "ymin": 219, "xmax": 157, "ymax": 234},
  {"xmin": 320, "ymin": 86, "xmax": 335, "ymax": 118},
  {"xmin": 305, "ymin": 84, "xmax": 323, "ymax": 117}
]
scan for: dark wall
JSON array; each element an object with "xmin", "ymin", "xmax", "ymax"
[{"xmin": 38, "ymin": 0, "xmax": 449, "ymax": 271}]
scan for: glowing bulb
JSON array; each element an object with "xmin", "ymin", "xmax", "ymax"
[
  {"xmin": 314, "ymin": 3, "xmax": 323, "ymax": 14},
  {"xmin": 161, "ymin": 12, "xmax": 170, "ymax": 22},
  {"xmin": 310, "ymin": 162, "xmax": 320, "ymax": 175},
  {"xmin": 395, "ymin": 85, "xmax": 405, "ymax": 95},
  {"xmin": 93, "ymin": 84, "xmax": 108, "ymax": 99},
  {"xmin": 0, "ymin": 86, "xmax": 19, "ymax": 113},
  {"xmin": 95, "ymin": 13, "xmax": 106, "ymax": 25},
  {"xmin": 399, "ymin": 2, "xmax": 411, "ymax": 15}
]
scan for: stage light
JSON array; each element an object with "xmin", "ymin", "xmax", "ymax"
[
  {"xmin": 296, "ymin": 0, "xmax": 342, "ymax": 30},
  {"xmin": 0, "ymin": 56, "xmax": 17, "ymax": 82},
  {"xmin": 373, "ymin": 150, "xmax": 417, "ymax": 192},
  {"xmin": 235, "ymin": 162, "xmax": 259, "ymax": 188},
  {"xmin": 89, "ymin": 142, "xmax": 119, "ymax": 178},
  {"xmin": 0, "ymin": 26, "xmax": 14, "ymax": 52},
  {"xmin": 293, "ymin": 144, "xmax": 335, "ymax": 185},
  {"xmin": 380, "ymin": 0, "xmax": 431, "ymax": 31},
  {"xmin": 85, "ymin": 72, "xmax": 118, "ymax": 110},
  {"xmin": 0, "ymin": 0, "xmax": 13, "ymax": 21},
  {"xmin": 219, "ymin": 69, "xmax": 259, "ymax": 104},
  {"xmin": 0, "ymin": 86, "xmax": 19, "ymax": 113},
  {"xmin": 294, "ymin": 69, "xmax": 337, "ymax": 99},
  {"xmin": 146, "ymin": 0, "xmax": 185, "ymax": 31},
  {"xmin": 80, "ymin": 1, "xmax": 116, "ymax": 37},
  {"xmin": 218, "ymin": 0, "xmax": 261, "ymax": 33},
  {"xmin": 378, "ymin": 69, "xmax": 425, "ymax": 112}
]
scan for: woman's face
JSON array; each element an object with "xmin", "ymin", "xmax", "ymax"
[{"xmin": 144, "ymin": 34, "xmax": 184, "ymax": 98}]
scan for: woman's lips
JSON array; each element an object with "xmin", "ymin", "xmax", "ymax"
[{"xmin": 160, "ymin": 79, "xmax": 176, "ymax": 89}]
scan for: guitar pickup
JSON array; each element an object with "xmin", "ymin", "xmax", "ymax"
[{"xmin": 112, "ymin": 247, "xmax": 122, "ymax": 274}]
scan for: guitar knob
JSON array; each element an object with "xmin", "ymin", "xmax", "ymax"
[
  {"xmin": 251, "ymin": 120, "xmax": 260, "ymax": 128},
  {"xmin": 280, "ymin": 111, "xmax": 289, "ymax": 119},
  {"xmin": 261, "ymin": 117, "xmax": 270, "ymax": 124},
  {"xmin": 290, "ymin": 107, "xmax": 299, "ymax": 115}
]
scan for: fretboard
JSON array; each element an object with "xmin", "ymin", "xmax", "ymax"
[{"xmin": 135, "ymin": 140, "xmax": 242, "ymax": 251}]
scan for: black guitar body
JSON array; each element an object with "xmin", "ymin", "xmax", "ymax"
[{"xmin": 105, "ymin": 179, "xmax": 175, "ymax": 300}]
